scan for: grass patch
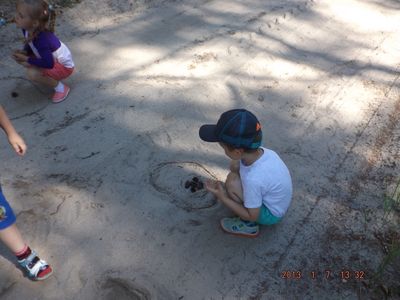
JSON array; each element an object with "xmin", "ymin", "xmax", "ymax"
[
  {"xmin": 369, "ymin": 179, "xmax": 400, "ymax": 298},
  {"xmin": 383, "ymin": 180, "xmax": 400, "ymax": 217}
]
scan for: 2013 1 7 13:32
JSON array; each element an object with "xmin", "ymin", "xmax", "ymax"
[{"xmin": 281, "ymin": 270, "xmax": 366, "ymax": 280}]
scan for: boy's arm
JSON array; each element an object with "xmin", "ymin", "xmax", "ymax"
[
  {"xmin": 205, "ymin": 180, "xmax": 260, "ymax": 221},
  {"xmin": 229, "ymin": 159, "xmax": 240, "ymax": 173},
  {"xmin": 0, "ymin": 106, "xmax": 27, "ymax": 156}
]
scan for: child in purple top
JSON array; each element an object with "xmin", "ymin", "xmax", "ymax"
[{"xmin": 12, "ymin": 0, "xmax": 74, "ymax": 103}]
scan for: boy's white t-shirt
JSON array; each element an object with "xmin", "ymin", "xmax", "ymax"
[{"xmin": 239, "ymin": 147, "xmax": 293, "ymax": 218}]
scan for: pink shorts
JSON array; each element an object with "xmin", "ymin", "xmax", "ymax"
[{"xmin": 42, "ymin": 61, "xmax": 74, "ymax": 81}]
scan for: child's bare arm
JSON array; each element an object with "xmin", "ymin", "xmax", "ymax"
[
  {"xmin": 12, "ymin": 51, "xmax": 27, "ymax": 61},
  {"xmin": 0, "ymin": 106, "xmax": 27, "ymax": 156},
  {"xmin": 12, "ymin": 51, "xmax": 30, "ymax": 67},
  {"xmin": 0, "ymin": 106, "xmax": 17, "ymax": 135},
  {"xmin": 205, "ymin": 179, "xmax": 260, "ymax": 221},
  {"xmin": 229, "ymin": 160, "xmax": 240, "ymax": 173}
]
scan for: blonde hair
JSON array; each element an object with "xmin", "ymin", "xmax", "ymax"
[{"xmin": 18, "ymin": 0, "xmax": 56, "ymax": 36}]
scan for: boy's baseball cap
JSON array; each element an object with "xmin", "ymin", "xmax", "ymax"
[{"xmin": 199, "ymin": 109, "xmax": 262, "ymax": 149}]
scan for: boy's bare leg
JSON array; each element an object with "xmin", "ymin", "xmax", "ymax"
[
  {"xmin": 27, "ymin": 67, "xmax": 58, "ymax": 88},
  {"xmin": 224, "ymin": 171, "xmax": 260, "ymax": 229},
  {"xmin": 225, "ymin": 171, "xmax": 244, "ymax": 204},
  {"xmin": 225, "ymin": 159, "xmax": 243, "ymax": 203},
  {"xmin": 0, "ymin": 224, "xmax": 26, "ymax": 253}
]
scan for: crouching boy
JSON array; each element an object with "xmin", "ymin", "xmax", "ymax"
[{"xmin": 199, "ymin": 109, "xmax": 293, "ymax": 237}]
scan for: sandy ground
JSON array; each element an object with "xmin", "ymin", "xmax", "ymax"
[{"xmin": 0, "ymin": 0, "xmax": 399, "ymax": 299}]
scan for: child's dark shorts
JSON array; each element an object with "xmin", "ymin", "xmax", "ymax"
[{"xmin": 0, "ymin": 185, "xmax": 16, "ymax": 230}]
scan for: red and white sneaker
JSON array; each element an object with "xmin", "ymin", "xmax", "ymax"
[{"xmin": 52, "ymin": 84, "xmax": 70, "ymax": 103}]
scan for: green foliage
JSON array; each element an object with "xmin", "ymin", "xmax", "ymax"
[
  {"xmin": 371, "ymin": 179, "xmax": 400, "ymax": 298},
  {"xmin": 383, "ymin": 180, "xmax": 400, "ymax": 216},
  {"xmin": 374, "ymin": 241, "xmax": 400, "ymax": 279}
]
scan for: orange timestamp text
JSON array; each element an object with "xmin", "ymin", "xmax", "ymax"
[{"xmin": 281, "ymin": 270, "xmax": 366, "ymax": 280}]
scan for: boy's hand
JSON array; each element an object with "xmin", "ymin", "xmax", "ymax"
[
  {"xmin": 204, "ymin": 179, "xmax": 227, "ymax": 199},
  {"xmin": 8, "ymin": 132, "xmax": 27, "ymax": 156}
]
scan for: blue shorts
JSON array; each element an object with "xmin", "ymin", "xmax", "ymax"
[
  {"xmin": 257, "ymin": 205, "xmax": 282, "ymax": 225},
  {"xmin": 0, "ymin": 186, "xmax": 16, "ymax": 230}
]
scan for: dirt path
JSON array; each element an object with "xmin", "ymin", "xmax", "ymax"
[{"xmin": 0, "ymin": 0, "xmax": 399, "ymax": 299}]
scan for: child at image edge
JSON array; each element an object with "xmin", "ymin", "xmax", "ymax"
[
  {"xmin": 199, "ymin": 109, "xmax": 293, "ymax": 237},
  {"xmin": 12, "ymin": 0, "xmax": 74, "ymax": 103},
  {"xmin": 0, "ymin": 105, "xmax": 53, "ymax": 280}
]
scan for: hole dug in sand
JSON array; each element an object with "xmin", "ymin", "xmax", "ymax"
[
  {"xmin": 150, "ymin": 161, "xmax": 218, "ymax": 212},
  {"xmin": 102, "ymin": 277, "xmax": 150, "ymax": 300}
]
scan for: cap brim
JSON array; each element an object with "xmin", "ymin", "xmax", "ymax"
[{"xmin": 199, "ymin": 124, "xmax": 220, "ymax": 142}]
